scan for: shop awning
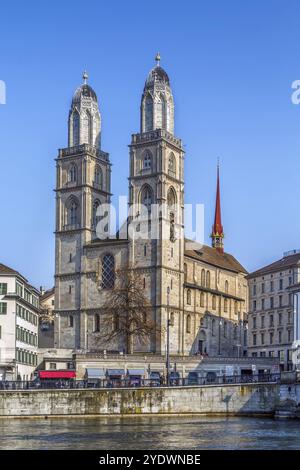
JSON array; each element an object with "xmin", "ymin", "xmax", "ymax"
[
  {"xmin": 107, "ymin": 369, "xmax": 125, "ymax": 376},
  {"xmin": 39, "ymin": 370, "xmax": 76, "ymax": 379},
  {"xmin": 85, "ymin": 368, "xmax": 106, "ymax": 379},
  {"xmin": 127, "ymin": 369, "xmax": 145, "ymax": 376}
]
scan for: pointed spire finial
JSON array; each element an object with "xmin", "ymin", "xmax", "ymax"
[
  {"xmin": 155, "ymin": 52, "xmax": 161, "ymax": 66},
  {"xmin": 83, "ymin": 71, "xmax": 88, "ymax": 84},
  {"xmin": 210, "ymin": 160, "xmax": 224, "ymax": 253}
]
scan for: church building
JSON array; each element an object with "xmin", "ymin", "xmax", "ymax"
[{"xmin": 54, "ymin": 55, "xmax": 249, "ymax": 357}]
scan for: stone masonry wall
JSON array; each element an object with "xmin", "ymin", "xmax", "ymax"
[{"xmin": 0, "ymin": 383, "xmax": 279, "ymax": 417}]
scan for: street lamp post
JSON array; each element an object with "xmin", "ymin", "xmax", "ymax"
[{"xmin": 166, "ymin": 286, "xmax": 171, "ymax": 386}]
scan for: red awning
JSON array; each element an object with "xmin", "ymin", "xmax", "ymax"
[{"xmin": 39, "ymin": 370, "xmax": 76, "ymax": 379}]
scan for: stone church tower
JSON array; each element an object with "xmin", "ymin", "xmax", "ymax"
[
  {"xmin": 54, "ymin": 73, "xmax": 111, "ymax": 348},
  {"xmin": 53, "ymin": 58, "xmax": 248, "ymax": 357},
  {"xmin": 128, "ymin": 53, "xmax": 185, "ymax": 353}
]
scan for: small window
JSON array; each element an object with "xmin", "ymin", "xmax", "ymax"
[
  {"xmin": 225, "ymin": 280, "xmax": 229, "ymax": 294},
  {"xmin": 102, "ymin": 254, "xmax": 115, "ymax": 289},
  {"xmin": 68, "ymin": 164, "xmax": 77, "ymax": 183},
  {"xmin": 212, "ymin": 295, "xmax": 216, "ymax": 310},
  {"xmin": 69, "ymin": 315, "xmax": 74, "ymax": 328},
  {"xmin": 186, "ymin": 314, "xmax": 191, "ymax": 333},
  {"xmin": 94, "ymin": 314, "xmax": 100, "ymax": 332},
  {"xmin": 224, "ymin": 298, "xmax": 228, "ymax": 312},
  {"xmin": 200, "ymin": 292, "xmax": 205, "ymax": 308},
  {"xmin": 0, "ymin": 302, "xmax": 7, "ymax": 314},
  {"xmin": 206, "ymin": 271, "xmax": 211, "ymax": 288},
  {"xmin": 0, "ymin": 283, "xmax": 7, "ymax": 295},
  {"xmin": 143, "ymin": 151, "xmax": 152, "ymax": 170},
  {"xmin": 170, "ymin": 312, "xmax": 174, "ymax": 326},
  {"xmin": 184, "ymin": 263, "xmax": 187, "ymax": 282},
  {"xmin": 49, "ymin": 362, "xmax": 57, "ymax": 370},
  {"xmin": 187, "ymin": 289, "xmax": 191, "ymax": 305},
  {"xmin": 201, "ymin": 269, "xmax": 205, "ymax": 286}
]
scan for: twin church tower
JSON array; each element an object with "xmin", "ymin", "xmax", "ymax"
[{"xmin": 53, "ymin": 55, "xmax": 246, "ymax": 357}]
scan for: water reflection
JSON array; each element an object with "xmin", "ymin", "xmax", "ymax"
[{"xmin": 0, "ymin": 416, "xmax": 299, "ymax": 450}]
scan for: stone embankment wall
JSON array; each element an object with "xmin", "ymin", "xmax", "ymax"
[{"xmin": 0, "ymin": 383, "xmax": 279, "ymax": 417}]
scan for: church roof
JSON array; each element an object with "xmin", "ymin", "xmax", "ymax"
[
  {"xmin": 184, "ymin": 241, "xmax": 248, "ymax": 274},
  {"xmin": 247, "ymin": 252, "xmax": 300, "ymax": 279},
  {"xmin": 145, "ymin": 65, "xmax": 170, "ymax": 87},
  {"xmin": 72, "ymin": 84, "xmax": 97, "ymax": 103}
]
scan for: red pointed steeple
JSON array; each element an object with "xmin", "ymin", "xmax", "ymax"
[{"xmin": 211, "ymin": 162, "xmax": 224, "ymax": 253}]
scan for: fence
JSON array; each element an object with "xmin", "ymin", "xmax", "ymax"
[{"xmin": 0, "ymin": 373, "xmax": 281, "ymax": 391}]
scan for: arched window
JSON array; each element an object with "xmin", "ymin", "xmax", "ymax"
[
  {"xmin": 66, "ymin": 197, "xmax": 79, "ymax": 226},
  {"xmin": 72, "ymin": 111, "xmax": 80, "ymax": 146},
  {"xmin": 155, "ymin": 93, "xmax": 166, "ymax": 129},
  {"xmin": 170, "ymin": 312, "xmax": 174, "ymax": 326},
  {"xmin": 143, "ymin": 151, "xmax": 152, "ymax": 171},
  {"xmin": 200, "ymin": 292, "xmax": 205, "ymax": 308},
  {"xmin": 94, "ymin": 314, "xmax": 100, "ymax": 332},
  {"xmin": 167, "ymin": 187, "xmax": 176, "ymax": 210},
  {"xmin": 94, "ymin": 166, "xmax": 102, "ymax": 187},
  {"xmin": 212, "ymin": 295, "xmax": 216, "ymax": 310},
  {"xmin": 141, "ymin": 185, "xmax": 153, "ymax": 212},
  {"xmin": 206, "ymin": 271, "xmax": 211, "ymax": 288},
  {"xmin": 224, "ymin": 298, "xmax": 228, "ymax": 313},
  {"xmin": 186, "ymin": 314, "xmax": 191, "ymax": 333},
  {"xmin": 145, "ymin": 94, "xmax": 153, "ymax": 132},
  {"xmin": 234, "ymin": 301, "xmax": 239, "ymax": 315},
  {"xmin": 68, "ymin": 164, "xmax": 77, "ymax": 183},
  {"xmin": 225, "ymin": 280, "xmax": 229, "ymax": 294},
  {"xmin": 69, "ymin": 315, "xmax": 74, "ymax": 328},
  {"xmin": 187, "ymin": 289, "xmax": 191, "ymax": 305},
  {"xmin": 82, "ymin": 110, "xmax": 92, "ymax": 144},
  {"xmin": 102, "ymin": 254, "xmax": 115, "ymax": 289},
  {"xmin": 184, "ymin": 263, "xmax": 187, "ymax": 282},
  {"xmin": 212, "ymin": 318, "xmax": 216, "ymax": 336},
  {"xmin": 92, "ymin": 200, "xmax": 101, "ymax": 228},
  {"xmin": 168, "ymin": 153, "xmax": 176, "ymax": 177},
  {"xmin": 201, "ymin": 269, "xmax": 205, "ymax": 286}
]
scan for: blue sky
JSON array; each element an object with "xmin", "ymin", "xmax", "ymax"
[{"xmin": 1, "ymin": 0, "xmax": 300, "ymax": 288}]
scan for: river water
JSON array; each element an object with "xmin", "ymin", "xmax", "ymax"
[{"xmin": 0, "ymin": 416, "xmax": 299, "ymax": 450}]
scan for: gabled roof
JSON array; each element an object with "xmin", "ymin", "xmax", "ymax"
[
  {"xmin": 247, "ymin": 252, "xmax": 300, "ymax": 279},
  {"xmin": 184, "ymin": 240, "xmax": 247, "ymax": 274},
  {"xmin": 0, "ymin": 262, "xmax": 26, "ymax": 280}
]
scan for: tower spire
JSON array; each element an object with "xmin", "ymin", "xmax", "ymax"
[{"xmin": 211, "ymin": 161, "xmax": 224, "ymax": 253}]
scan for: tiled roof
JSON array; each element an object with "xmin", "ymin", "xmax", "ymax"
[
  {"xmin": 247, "ymin": 252, "xmax": 300, "ymax": 279},
  {"xmin": 0, "ymin": 262, "xmax": 25, "ymax": 279},
  {"xmin": 184, "ymin": 241, "xmax": 247, "ymax": 274},
  {"xmin": 40, "ymin": 287, "xmax": 55, "ymax": 301}
]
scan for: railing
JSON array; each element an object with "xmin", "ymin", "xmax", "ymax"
[{"xmin": 0, "ymin": 374, "xmax": 281, "ymax": 391}]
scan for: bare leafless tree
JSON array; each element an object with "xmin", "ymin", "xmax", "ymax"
[{"xmin": 98, "ymin": 266, "xmax": 156, "ymax": 354}]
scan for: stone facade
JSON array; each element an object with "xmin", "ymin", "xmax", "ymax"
[
  {"xmin": 247, "ymin": 250, "xmax": 300, "ymax": 371},
  {"xmin": 54, "ymin": 59, "xmax": 248, "ymax": 357}
]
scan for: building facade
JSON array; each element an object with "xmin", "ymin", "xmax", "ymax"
[
  {"xmin": 247, "ymin": 250, "xmax": 300, "ymax": 371},
  {"xmin": 39, "ymin": 287, "xmax": 55, "ymax": 348},
  {"xmin": 54, "ymin": 57, "xmax": 248, "ymax": 357},
  {"xmin": 0, "ymin": 263, "xmax": 39, "ymax": 380}
]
